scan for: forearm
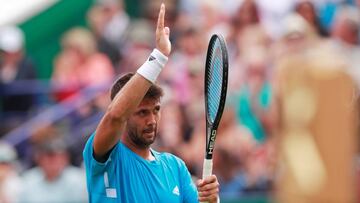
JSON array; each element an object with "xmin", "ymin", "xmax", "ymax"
[
  {"xmin": 93, "ymin": 2, "xmax": 171, "ymax": 159},
  {"xmin": 108, "ymin": 74, "xmax": 152, "ymax": 120},
  {"xmin": 93, "ymin": 74, "xmax": 151, "ymax": 157},
  {"xmin": 94, "ymin": 49, "xmax": 168, "ymax": 156}
]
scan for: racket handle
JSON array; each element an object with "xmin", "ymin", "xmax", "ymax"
[
  {"xmin": 202, "ymin": 158, "xmax": 213, "ymax": 179},
  {"xmin": 200, "ymin": 159, "xmax": 213, "ymax": 203}
]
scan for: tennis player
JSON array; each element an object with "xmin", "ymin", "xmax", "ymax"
[{"xmin": 83, "ymin": 3, "xmax": 219, "ymax": 203}]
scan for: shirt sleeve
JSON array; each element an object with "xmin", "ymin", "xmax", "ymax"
[
  {"xmin": 179, "ymin": 160, "xmax": 198, "ymax": 203},
  {"xmin": 83, "ymin": 132, "xmax": 120, "ymax": 175}
]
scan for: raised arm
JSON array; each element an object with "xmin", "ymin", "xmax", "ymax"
[{"xmin": 93, "ymin": 3, "xmax": 171, "ymax": 159}]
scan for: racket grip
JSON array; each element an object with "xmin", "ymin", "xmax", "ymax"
[
  {"xmin": 200, "ymin": 159, "xmax": 213, "ymax": 203},
  {"xmin": 202, "ymin": 158, "xmax": 213, "ymax": 179}
]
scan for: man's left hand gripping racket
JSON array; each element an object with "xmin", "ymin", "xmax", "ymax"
[{"xmin": 202, "ymin": 34, "xmax": 229, "ymax": 192}]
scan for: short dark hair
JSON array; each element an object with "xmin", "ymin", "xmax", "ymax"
[{"xmin": 110, "ymin": 72, "xmax": 164, "ymax": 101}]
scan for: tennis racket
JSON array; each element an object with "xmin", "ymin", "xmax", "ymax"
[{"xmin": 202, "ymin": 34, "xmax": 229, "ymax": 184}]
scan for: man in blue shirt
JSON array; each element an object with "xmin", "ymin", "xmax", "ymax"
[{"xmin": 83, "ymin": 3, "xmax": 219, "ymax": 203}]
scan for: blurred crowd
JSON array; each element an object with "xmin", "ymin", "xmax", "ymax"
[{"xmin": 1, "ymin": 0, "xmax": 360, "ymax": 202}]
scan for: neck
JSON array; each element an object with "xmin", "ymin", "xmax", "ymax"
[
  {"xmin": 44, "ymin": 171, "xmax": 61, "ymax": 182},
  {"xmin": 122, "ymin": 136, "xmax": 155, "ymax": 161}
]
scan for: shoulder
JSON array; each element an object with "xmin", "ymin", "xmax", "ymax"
[
  {"xmin": 61, "ymin": 166, "xmax": 87, "ymax": 186},
  {"xmin": 19, "ymin": 56, "xmax": 35, "ymax": 67},
  {"xmin": 22, "ymin": 167, "xmax": 42, "ymax": 183},
  {"xmin": 63, "ymin": 166, "xmax": 85, "ymax": 177},
  {"xmin": 87, "ymin": 53, "xmax": 113, "ymax": 68},
  {"xmin": 154, "ymin": 150, "xmax": 188, "ymax": 169},
  {"xmin": 83, "ymin": 133, "xmax": 96, "ymax": 157}
]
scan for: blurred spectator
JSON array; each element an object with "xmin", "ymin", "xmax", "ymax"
[
  {"xmin": 318, "ymin": 0, "xmax": 359, "ymax": 32},
  {"xmin": 119, "ymin": 20, "xmax": 154, "ymax": 74},
  {"xmin": 196, "ymin": 0, "xmax": 230, "ymax": 39},
  {"xmin": 214, "ymin": 146, "xmax": 247, "ymax": 198},
  {"xmin": 156, "ymin": 99, "xmax": 188, "ymax": 152},
  {"xmin": 0, "ymin": 26, "xmax": 37, "ymax": 134},
  {"xmin": 95, "ymin": 0, "xmax": 129, "ymax": 48},
  {"xmin": 87, "ymin": 0, "xmax": 129, "ymax": 67},
  {"xmin": 163, "ymin": 25, "xmax": 205, "ymax": 105},
  {"xmin": 256, "ymin": 0, "xmax": 294, "ymax": 39},
  {"xmin": 51, "ymin": 27, "xmax": 114, "ymax": 101},
  {"xmin": 19, "ymin": 138, "xmax": 87, "ymax": 203},
  {"xmin": 234, "ymin": 46, "xmax": 273, "ymax": 143},
  {"xmin": 229, "ymin": 25, "xmax": 270, "ymax": 93},
  {"xmin": 330, "ymin": 5, "xmax": 360, "ymax": 45},
  {"xmin": 327, "ymin": 6, "xmax": 360, "ymax": 87},
  {"xmin": 274, "ymin": 13, "xmax": 320, "ymax": 61},
  {"xmin": 226, "ymin": 2, "xmax": 263, "ymax": 99},
  {"xmin": 213, "ymin": 107, "xmax": 255, "ymax": 198},
  {"xmin": 143, "ymin": 0, "xmax": 178, "ymax": 29},
  {"xmin": 227, "ymin": 0, "xmax": 260, "ymax": 56},
  {"xmin": 294, "ymin": 0, "xmax": 328, "ymax": 37},
  {"xmin": 0, "ymin": 142, "xmax": 22, "ymax": 203},
  {"xmin": 178, "ymin": 115, "xmax": 206, "ymax": 177},
  {"xmin": 231, "ymin": 0, "xmax": 260, "ymax": 32},
  {"xmin": 88, "ymin": 6, "xmax": 120, "ymax": 67}
]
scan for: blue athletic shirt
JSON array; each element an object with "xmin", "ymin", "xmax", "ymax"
[{"xmin": 83, "ymin": 133, "xmax": 198, "ymax": 203}]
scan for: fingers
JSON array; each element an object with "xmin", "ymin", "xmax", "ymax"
[
  {"xmin": 164, "ymin": 27, "xmax": 170, "ymax": 36},
  {"xmin": 197, "ymin": 181, "xmax": 219, "ymax": 192},
  {"xmin": 196, "ymin": 175, "xmax": 217, "ymax": 187},
  {"xmin": 197, "ymin": 175, "xmax": 219, "ymax": 203},
  {"xmin": 155, "ymin": 3, "xmax": 171, "ymax": 56},
  {"xmin": 157, "ymin": 3, "xmax": 165, "ymax": 32},
  {"xmin": 198, "ymin": 187, "xmax": 219, "ymax": 203},
  {"xmin": 198, "ymin": 193, "xmax": 218, "ymax": 202},
  {"xmin": 199, "ymin": 187, "xmax": 219, "ymax": 197}
]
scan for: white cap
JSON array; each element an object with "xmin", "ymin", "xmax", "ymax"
[
  {"xmin": 282, "ymin": 13, "xmax": 309, "ymax": 38},
  {"xmin": 0, "ymin": 142, "xmax": 17, "ymax": 163},
  {"xmin": 0, "ymin": 26, "xmax": 24, "ymax": 53}
]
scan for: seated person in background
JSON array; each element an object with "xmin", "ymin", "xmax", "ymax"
[
  {"xmin": 51, "ymin": 27, "xmax": 114, "ymax": 102},
  {"xmin": 0, "ymin": 26, "xmax": 37, "ymax": 135},
  {"xmin": 19, "ymin": 138, "xmax": 88, "ymax": 203},
  {"xmin": 235, "ymin": 47, "xmax": 273, "ymax": 144},
  {"xmin": 0, "ymin": 142, "xmax": 22, "ymax": 203}
]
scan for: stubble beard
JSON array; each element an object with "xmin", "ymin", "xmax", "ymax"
[{"xmin": 128, "ymin": 127, "xmax": 157, "ymax": 149}]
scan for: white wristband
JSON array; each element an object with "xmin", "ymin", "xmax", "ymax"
[{"xmin": 137, "ymin": 49, "xmax": 168, "ymax": 83}]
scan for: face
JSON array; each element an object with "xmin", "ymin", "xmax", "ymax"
[
  {"xmin": 126, "ymin": 98, "xmax": 161, "ymax": 148},
  {"xmin": 296, "ymin": 2, "xmax": 316, "ymax": 24},
  {"xmin": 0, "ymin": 163, "xmax": 12, "ymax": 180},
  {"xmin": 37, "ymin": 151, "xmax": 69, "ymax": 181},
  {"xmin": 238, "ymin": 0, "xmax": 259, "ymax": 26},
  {"xmin": 332, "ymin": 19, "xmax": 357, "ymax": 45}
]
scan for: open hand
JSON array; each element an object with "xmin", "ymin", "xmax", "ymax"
[
  {"xmin": 156, "ymin": 3, "xmax": 171, "ymax": 56},
  {"xmin": 196, "ymin": 175, "xmax": 219, "ymax": 203}
]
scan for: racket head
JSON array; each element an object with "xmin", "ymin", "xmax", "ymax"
[
  {"xmin": 204, "ymin": 34, "xmax": 229, "ymax": 129},
  {"xmin": 204, "ymin": 34, "xmax": 229, "ymax": 159}
]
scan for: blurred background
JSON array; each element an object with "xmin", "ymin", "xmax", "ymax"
[{"xmin": 0, "ymin": 0, "xmax": 360, "ymax": 202}]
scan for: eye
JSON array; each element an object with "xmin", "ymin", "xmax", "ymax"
[
  {"xmin": 138, "ymin": 110, "xmax": 148, "ymax": 116},
  {"xmin": 154, "ymin": 106, "xmax": 160, "ymax": 114}
]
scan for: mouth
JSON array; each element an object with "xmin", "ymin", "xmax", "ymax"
[{"xmin": 143, "ymin": 128, "xmax": 155, "ymax": 137}]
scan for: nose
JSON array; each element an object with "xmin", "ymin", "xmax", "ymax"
[{"xmin": 146, "ymin": 112, "xmax": 157, "ymax": 125}]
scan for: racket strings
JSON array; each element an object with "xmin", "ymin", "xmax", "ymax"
[{"xmin": 206, "ymin": 40, "xmax": 223, "ymax": 123}]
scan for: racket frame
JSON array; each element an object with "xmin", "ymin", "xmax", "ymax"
[
  {"xmin": 202, "ymin": 34, "xmax": 229, "ymax": 183},
  {"xmin": 204, "ymin": 34, "xmax": 229, "ymax": 160}
]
